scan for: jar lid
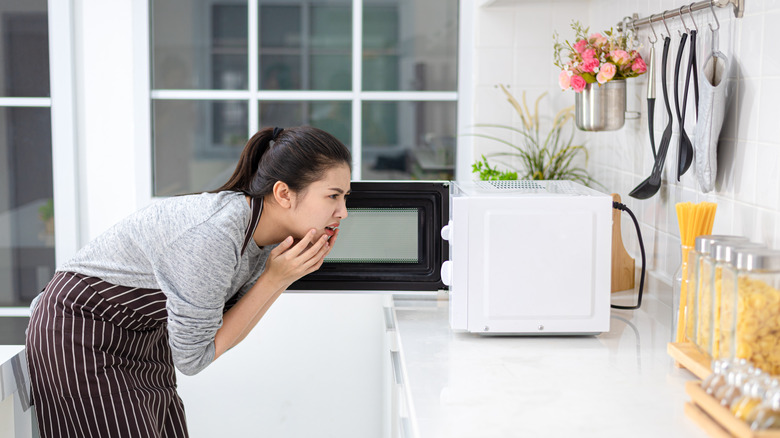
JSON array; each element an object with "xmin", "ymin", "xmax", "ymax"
[
  {"xmin": 735, "ymin": 248, "xmax": 780, "ymax": 271},
  {"xmin": 711, "ymin": 242, "xmax": 766, "ymax": 263},
  {"xmin": 695, "ymin": 235, "xmax": 749, "ymax": 254}
]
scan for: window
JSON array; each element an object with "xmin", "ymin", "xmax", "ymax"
[
  {"xmin": 0, "ymin": 0, "xmax": 53, "ymax": 307},
  {"xmin": 151, "ymin": 0, "xmax": 458, "ymax": 196},
  {"xmin": 0, "ymin": 0, "xmax": 55, "ymax": 342}
]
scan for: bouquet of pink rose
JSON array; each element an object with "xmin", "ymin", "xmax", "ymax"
[{"xmin": 554, "ymin": 21, "xmax": 646, "ymax": 93}]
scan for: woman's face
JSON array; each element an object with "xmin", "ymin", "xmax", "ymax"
[{"xmin": 288, "ymin": 163, "xmax": 351, "ymax": 242}]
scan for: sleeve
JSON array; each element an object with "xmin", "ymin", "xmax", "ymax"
[
  {"xmin": 223, "ymin": 244, "xmax": 277, "ymax": 313},
  {"xmin": 152, "ymin": 227, "xmax": 239, "ymax": 376}
]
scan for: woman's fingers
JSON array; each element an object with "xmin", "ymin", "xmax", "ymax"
[
  {"xmin": 299, "ymin": 233, "xmax": 329, "ymax": 261},
  {"xmin": 324, "ymin": 229, "xmax": 339, "ymax": 256},
  {"xmin": 288, "ymin": 229, "xmax": 318, "ymax": 256},
  {"xmin": 270, "ymin": 236, "xmax": 294, "ymax": 257},
  {"xmin": 303, "ymin": 239, "xmax": 331, "ymax": 274}
]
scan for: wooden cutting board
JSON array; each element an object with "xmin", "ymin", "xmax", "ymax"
[{"xmin": 611, "ymin": 193, "xmax": 635, "ymax": 292}]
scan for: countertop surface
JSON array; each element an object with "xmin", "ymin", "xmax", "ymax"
[{"xmin": 390, "ymin": 289, "xmax": 709, "ymax": 438}]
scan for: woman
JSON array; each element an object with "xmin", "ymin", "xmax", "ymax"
[{"xmin": 25, "ymin": 126, "xmax": 351, "ymax": 437}]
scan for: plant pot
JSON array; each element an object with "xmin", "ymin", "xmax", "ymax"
[{"xmin": 575, "ymin": 79, "xmax": 626, "ymax": 131}]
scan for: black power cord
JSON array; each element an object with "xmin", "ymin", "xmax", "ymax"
[{"xmin": 611, "ymin": 201, "xmax": 646, "ymax": 310}]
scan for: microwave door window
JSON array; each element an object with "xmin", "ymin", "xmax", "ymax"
[{"xmin": 325, "ymin": 208, "xmax": 419, "ymax": 263}]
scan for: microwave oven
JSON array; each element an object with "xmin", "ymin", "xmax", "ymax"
[
  {"xmin": 442, "ymin": 180, "xmax": 613, "ymax": 334},
  {"xmin": 290, "ymin": 179, "xmax": 613, "ymax": 335}
]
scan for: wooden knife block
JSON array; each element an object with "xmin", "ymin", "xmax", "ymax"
[{"xmin": 611, "ymin": 193, "xmax": 635, "ymax": 292}]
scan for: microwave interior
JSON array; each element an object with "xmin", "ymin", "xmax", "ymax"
[{"xmin": 289, "ymin": 181, "xmax": 449, "ymax": 291}]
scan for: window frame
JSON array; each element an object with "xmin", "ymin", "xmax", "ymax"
[
  {"xmin": 0, "ymin": 0, "xmax": 80, "ymax": 316},
  {"xmin": 149, "ymin": 0, "xmax": 460, "ymax": 185}
]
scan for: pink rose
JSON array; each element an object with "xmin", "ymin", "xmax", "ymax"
[
  {"xmin": 610, "ymin": 49, "xmax": 631, "ymax": 66},
  {"xmin": 581, "ymin": 57, "xmax": 600, "ymax": 73},
  {"xmin": 573, "ymin": 39, "xmax": 588, "ymax": 53},
  {"xmin": 596, "ymin": 62, "xmax": 616, "ymax": 84},
  {"xmin": 631, "ymin": 56, "xmax": 647, "ymax": 73},
  {"xmin": 589, "ymin": 33, "xmax": 607, "ymax": 45},
  {"xmin": 559, "ymin": 70, "xmax": 571, "ymax": 90},
  {"xmin": 570, "ymin": 75, "xmax": 587, "ymax": 93},
  {"xmin": 581, "ymin": 48, "xmax": 596, "ymax": 60}
]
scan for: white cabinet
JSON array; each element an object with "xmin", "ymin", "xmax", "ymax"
[
  {"xmin": 177, "ymin": 293, "xmax": 385, "ymax": 438},
  {"xmin": 382, "ymin": 297, "xmax": 413, "ymax": 438}
]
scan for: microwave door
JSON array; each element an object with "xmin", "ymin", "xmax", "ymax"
[{"xmin": 289, "ymin": 181, "xmax": 449, "ymax": 291}]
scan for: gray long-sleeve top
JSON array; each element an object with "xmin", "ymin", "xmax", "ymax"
[{"xmin": 40, "ymin": 191, "xmax": 274, "ymax": 376}]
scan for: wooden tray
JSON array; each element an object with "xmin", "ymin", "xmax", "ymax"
[
  {"xmin": 685, "ymin": 402, "xmax": 736, "ymax": 438},
  {"xmin": 685, "ymin": 381, "xmax": 780, "ymax": 438},
  {"xmin": 669, "ymin": 341, "xmax": 712, "ymax": 380}
]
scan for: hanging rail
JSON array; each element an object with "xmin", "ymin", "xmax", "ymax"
[{"xmin": 623, "ymin": 0, "xmax": 743, "ymax": 31}]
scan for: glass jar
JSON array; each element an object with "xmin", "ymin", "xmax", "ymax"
[
  {"xmin": 720, "ymin": 366, "xmax": 761, "ymax": 408},
  {"xmin": 714, "ymin": 360, "xmax": 754, "ymax": 404},
  {"xmin": 721, "ymin": 249, "xmax": 780, "ymax": 375},
  {"xmin": 731, "ymin": 372, "xmax": 771, "ymax": 421},
  {"xmin": 702, "ymin": 358, "xmax": 732, "ymax": 395},
  {"xmin": 710, "ymin": 241, "xmax": 765, "ymax": 359},
  {"xmin": 674, "ymin": 245, "xmax": 694, "ymax": 342},
  {"xmin": 752, "ymin": 385, "xmax": 780, "ymax": 430},
  {"xmin": 690, "ymin": 236, "xmax": 748, "ymax": 351}
]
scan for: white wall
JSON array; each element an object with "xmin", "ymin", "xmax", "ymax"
[
  {"xmin": 467, "ymin": 0, "xmax": 778, "ymax": 307},
  {"xmin": 73, "ymin": 0, "xmax": 151, "ymax": 243}
]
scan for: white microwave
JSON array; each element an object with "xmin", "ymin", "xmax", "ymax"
[{"xmin": 441, "ymin": 180, "xmax": 613, "ymax": 335}]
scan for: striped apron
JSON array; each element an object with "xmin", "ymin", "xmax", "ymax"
[{"xmin": 25, "ymin": 195, "xmax": 264, "ymax": 438}]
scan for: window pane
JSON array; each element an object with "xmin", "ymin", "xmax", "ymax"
[
  {"xmin": 152, "ymin": 0, "xmax": 248, "ymax": 90},
  {"xmin": 260, "ymin": 55, "xmax": 301, "ymax": 90},
  {"xmin": 0, "ymin": 0, "xmax": 50, "ymax": 97},
  {"xmin": 362, "ymin": 101, "xmax": 456, "ymax": 180},
  {"xmin": 311, "ymin": 54, "xmax": 350, "ymax": 90},
  {"xmin": 363, "ymin": 0, "xmax": 457, "ymax": 91},
  {"xmin": 0, "ymin": 107, "xmax": 55, "ymax": 306},
  {"xmin": 259, "ymin": 2, "xmax": 352, "ymax": 91},
  {"xmin": 259, "ymin": 100, "xmax": 351, "ymax": 147},
  {"xmin": 153, "ymin": 100, "xmax": 249, "ymax": 196}
]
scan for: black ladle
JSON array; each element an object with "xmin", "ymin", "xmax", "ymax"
[
  {"xmin": 678, "ymin": 29, "xmax": 699, "ymax": 179},
  {"xmin": 629, "ymin": 35, "xmax": 673, "ymax": 200}
]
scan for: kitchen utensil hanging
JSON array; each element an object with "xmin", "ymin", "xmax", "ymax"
[
  {"xmin": 685, "ymin": 5, "xmax": 700, "ymax": 119},
  {"xmin": 694, "ymin": 1, "xmax": 732, "ymax": 193},
  {"xmin": 629, "ymin": 13, "xmax": 674, "ymax": 200},
  {"xmin": 645, "ymin": 18, "xmax": 658, "ymax": 159},
  {"xmin": 673, "ymin": 6, "xmax": 694, "ymax": 181},
  {"xmin": 673, "ymin": 16, "xmax": 692, "ymax": 183}
]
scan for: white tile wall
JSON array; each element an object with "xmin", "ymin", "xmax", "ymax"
[{"xmin": 469, "ymin": 0, "xmax": 780, "ymax": 303}]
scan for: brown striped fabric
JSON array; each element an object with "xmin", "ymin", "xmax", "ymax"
[{"xmin": 25, "ymin": 271, "xmax": 189, "ymax": 438}]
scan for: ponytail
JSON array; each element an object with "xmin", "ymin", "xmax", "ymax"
[
  {"xmin": 212, "ymin": 128, "xmax": 273, "ymax": 194},
  {"xmin": 213, "ymin": 126, "xmax": 351, "ymax": 197}
]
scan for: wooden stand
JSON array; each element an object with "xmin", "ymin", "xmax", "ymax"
[
  {"xmin": 685, "ymin": 381, "xmax": 780, "ymax": 438},
  {"xmin": 611, "ymin": 193, "xmax": 635, "ymax": 292},
  {"xmin": 668, "ymin": 342, "xmax": 713, "ymax": 380}
]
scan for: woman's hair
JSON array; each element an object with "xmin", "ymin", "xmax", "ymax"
[{"xmin": 214, "ymin": 126, "xmax": 351, "ymax": 197}]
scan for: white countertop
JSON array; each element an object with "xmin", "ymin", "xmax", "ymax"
[{"xmin": 390, "ymin": 289, "xmax": 709, "ymax": 438}]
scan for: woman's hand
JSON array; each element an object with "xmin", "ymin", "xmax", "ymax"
[{"xmin": 262, "ymin": 229, "xmax": 334, "ymax": 290}]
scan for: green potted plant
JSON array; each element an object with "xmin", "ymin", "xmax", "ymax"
[{"xmin": 470, "ymin": 84, "xmax": 602, "ymax": 189}]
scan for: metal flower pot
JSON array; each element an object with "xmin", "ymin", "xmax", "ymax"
[{"xmin": 575, "ymin": 79, "xmax": 626, "ymax": 131}]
